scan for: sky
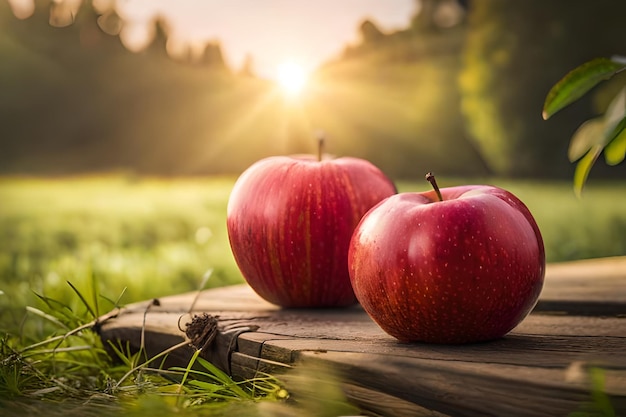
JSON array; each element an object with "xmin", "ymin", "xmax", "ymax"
[
  {"xmin": 111, "ymin": 0, "xmax": 418, "ymax": 79},
  {"xmin": 7, "ymin": 0, "xmax": 418, "ymax": 79}
]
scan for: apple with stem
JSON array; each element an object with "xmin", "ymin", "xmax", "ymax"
[
  {"xmin": 348, "ymin": 173, "xmax": 545, "ymax": 343},
  {"xmin": 227, "ymin": 137, "xmax": 397, "ymax": 307}
]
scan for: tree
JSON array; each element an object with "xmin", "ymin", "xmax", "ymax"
[
  {"xmin": 239, "ymin": 54, "xmax": 256, "ymax": 77},
  {"xmin": 459, "ymin": 0, "xmax": 626, "ymax": 177},
  {"xmin": 359, "ymin": 19, "xmax": 384, "ymax": 43}
]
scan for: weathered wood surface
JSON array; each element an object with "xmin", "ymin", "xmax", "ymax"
[{"xmin": 97, "ymin": 256, "xmax": 626, "ymax": 417}]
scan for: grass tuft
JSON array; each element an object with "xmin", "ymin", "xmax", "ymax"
[{"xmin": 0, "ymin": 276, "xmax": 287, "ymax": 416}]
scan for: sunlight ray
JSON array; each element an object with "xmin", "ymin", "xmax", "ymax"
[{"xmin": 187, "ymin": 84, "xmax": 284, "ymax": 172}]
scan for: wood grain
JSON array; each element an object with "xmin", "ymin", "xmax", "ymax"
[{"xmin": 97, "ymin": 256, "xmax": 626, "ymax": 416}]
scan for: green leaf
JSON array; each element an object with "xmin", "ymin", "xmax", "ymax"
[
  {"xmin": 601, "ymin": 87, "xmax": 626, "ymax": 140},
  {"xmin": 605, "ymin": 127, "xmax": 626, "ymax": 165},
  {"xmin": 568, "ymin": 117, "xmax": 604, "ymax": 162},
  {"xmin": 568, "ymin": 87, "xmax": 626, "ymax": 167},
  {"xmin": 542, "ymin": 57, "xmax": 626, "ymax": 120},
  {"xmin": 573, "ymin": 145, "xmax": 602, "ymax": 198}
]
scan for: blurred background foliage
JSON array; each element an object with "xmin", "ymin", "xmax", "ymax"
[
  {"xmin": 2, "ymin": 0, "xmax": 625, "ymax": 180},
  {"xmin": 459, "ymin": 0, "xmax": 626, "ymax": 178}
]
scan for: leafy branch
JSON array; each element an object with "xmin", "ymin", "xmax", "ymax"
[{"xmin": 543, "ymin": 55, "xmax": 626, "ymax": 196}]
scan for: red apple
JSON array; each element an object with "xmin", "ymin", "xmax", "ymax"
[
  {"xmin": 226, "ymin": 151, "xmax": 396, "ymax": 308},
  {"xmin": 348, "ymin": 174, "xmax": 545, "ymax": 343}
]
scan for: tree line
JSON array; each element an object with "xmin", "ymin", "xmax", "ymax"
[{"xmin": 1, "ymin": 0, "xmax": 625, "ymax": 179}]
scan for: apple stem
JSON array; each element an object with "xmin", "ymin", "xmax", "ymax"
[
  {"xmin": 425, "ymin": 172, "xmax": 443, "ymax": 202},
  {"xmin": 317, "ymin": 132, "xmax": 325, "ymax": 162}
]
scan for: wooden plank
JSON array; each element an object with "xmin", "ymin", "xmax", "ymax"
[
  {"xmin": 236, "ymin": 315, "xmax": 626, "ymax": 368},
  {"xmin": 97, "ymin": 257, "xmax": 626, "ymax": 416},
  {"xmin": 536, "ymin": 256, "xmax": 626, "ymax": 316},
  {"xmin": 294, "ymin": 351, "xmax": 620, "ymax": 417},
  {"xmin": 340, "ymin": 382, "xmax": 451, "ymax": 417}
]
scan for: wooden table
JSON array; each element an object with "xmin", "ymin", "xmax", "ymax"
[{"xmin": 97, "ymin": 257, "xmax": 626, "ymax": 417}]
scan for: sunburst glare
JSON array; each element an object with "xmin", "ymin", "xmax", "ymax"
[{"xmin": 276, "ymin": 60, "xmax": 309, "ymax": 98}]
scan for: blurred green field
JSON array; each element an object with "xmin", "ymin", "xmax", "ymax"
[
  {"xmin": 1, "ymin": 175, "xmax": 625, "ymax": 337},
  {"xmin": 0, "ymin": 175, "xmax": 241, "ymax": 337}
]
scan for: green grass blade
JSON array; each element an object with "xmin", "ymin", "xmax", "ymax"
[
  {"xmin": 32, "ymin": 292, "xmax": 71, "ymax": 315},
  {"xmin": 113, "ymin": 340, "xmax": 189, "ymax": 390},
  {"xmin": 24, "ymin": 306, "xmax": 69, "ymax": 330},
  {"xmin": 188, "ymin": 268, "xmax": 213, "ymax": 314},
  {"xmin": 543, "ymin": 57, "xmax": 626, "ymax": 120},
  {"xmin": 176, "ymin": 348, "xmax": 202, "ymax": 398},
  {"xmin": 196, "ymin": 357, "xmax": 238, "ymax": 386},
  {"xmin": 26, "ymin": 345, "xmax": 98, "ymax": 356},
  {"xmin": 90, "ymin": 272, "xmax": 100, "ymax": 318},
  {"xmin": 66, "ymin": 281, "xmax": 96, "ymax": 319},
  {"xmin": 100, "ymin": 287, "xmax": 128, "ymax": 309},
  {"xmin": 171, "ymin": 356, "xmax": 252, "ymax": 399},
  {"xmin": 106, "ymin": 340, "xmax": 138, "ymax": 369},
  {"xmin": 186, "ymin": 379, "xmax": 226, "ymax": 393}
]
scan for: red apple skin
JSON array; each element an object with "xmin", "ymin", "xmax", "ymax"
[
  {"xmin": 227, "ymin": 155, "xmax": 397, "ymax": 308},
  {"xmin": 348, "ymin": 185, "xmax": 545, "ymax": 344}
]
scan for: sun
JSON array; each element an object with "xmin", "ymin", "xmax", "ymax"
[{"xmin": 276, "ymin": 60, "xmax": 309, "ymax": 97}]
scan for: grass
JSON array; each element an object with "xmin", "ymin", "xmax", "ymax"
[
  {"xmin": 0, "ymin": 310, "xmax": 288, "ymax": 416},
  {"xmin": 0, "ymin": 175, "xmax": 242, "ymax": 337},
  {"xmin": 1, "ymin": 174, "xmax": 625, "ymax": 416}
]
